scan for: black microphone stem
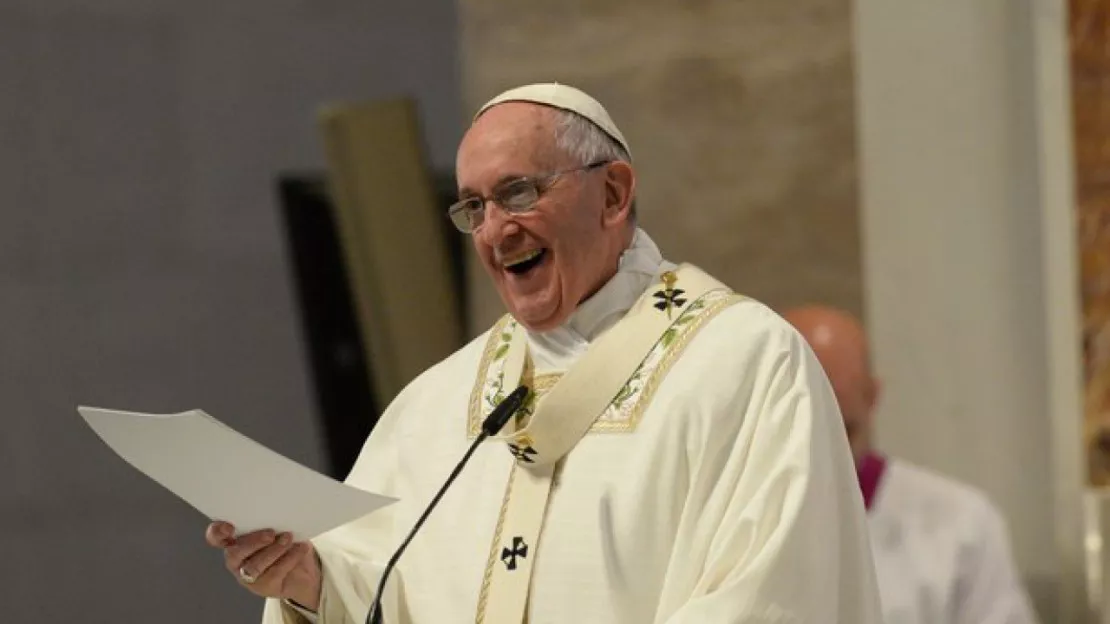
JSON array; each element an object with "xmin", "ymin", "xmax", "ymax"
[
  {"xmin": 365, "ymin": 431, "xmax": 490, "ymax": 624},
  {"xmin": 365, "ymin": 385, "xmax": 529, "ymax": 624}
]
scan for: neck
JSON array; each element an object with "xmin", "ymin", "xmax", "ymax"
[
  {"xmin": 578, "ymin": 265, "xmax": 619, "ymax": 306},
  {"xmin": 576, "ymin": 227, "xmax": 636, "ymax": 306}
]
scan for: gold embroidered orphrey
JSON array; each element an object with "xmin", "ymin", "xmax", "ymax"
[
  {"xmin": 469, "ymin": 264, "xmax": 744, "ymax": 624},
  {"xmin": 468, "ymin": 270, "xmax": 741, "ymax": 439}
]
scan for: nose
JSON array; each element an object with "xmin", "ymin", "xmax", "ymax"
[{"xmin": 476, "ymin": 200, "xmax": 521, "ymax": 247}]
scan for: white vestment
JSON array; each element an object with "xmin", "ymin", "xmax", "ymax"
[
  {"xmin": 264, "ymin": 229, "xmax": 882, "ymax": 623},
  {"xmin": 867, "ymin": 458, "xmax": 1039, "ymax": 624}
]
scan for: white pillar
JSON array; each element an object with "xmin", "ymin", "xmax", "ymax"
[
  {"xmin": 1030, "ymin": 1, "xmax": 1088, "ymax": 620},
  {"xmin": 854, "ymin": 0, "xmax": 1082, "ymax": 618}
]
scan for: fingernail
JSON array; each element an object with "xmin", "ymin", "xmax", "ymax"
[{"xmin": 278, "ymin": 533, "xmax": 291, "ymax": 546}]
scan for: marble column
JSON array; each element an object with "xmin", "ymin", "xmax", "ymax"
[{"xmin": 1070, "ymin": 0, "xmax": 1110, "ymax": 489}]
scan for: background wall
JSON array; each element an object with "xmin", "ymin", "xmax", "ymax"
[
  {"xmin": 854, "ymin": 0, "xmax": 1063, "ymax": 618},
  {"xmin": 0, "ymin": 1, "xmax": 460, "ymax": 620},
  {"xmin": 458, "ymin": 0, "xmax": 863, "ymax": 335}
]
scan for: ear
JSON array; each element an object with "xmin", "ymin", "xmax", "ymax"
[
  {"xmin": 866, "ymin": 377, "xmax": 882, "ymax": 414},
  {"xmin": 601, "ymin": 161, "xmax": 635, "ymax": 227}
]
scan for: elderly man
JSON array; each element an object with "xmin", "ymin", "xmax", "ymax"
[
  {"xmin": 783, "ymin": 305, "xmax": 1039, "ymax": 624},
  {"xmin": 206, "ymin": 84, "xmax": 882, "ymax": 623}
]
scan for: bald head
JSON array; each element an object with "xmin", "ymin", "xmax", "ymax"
[
  {"xmin": 783, "ymin": 306, "xmax": 880, "ymax": 463},
  {"xmin": 784, "ymin": 306, "xmax": 872, "ymax": 375}
]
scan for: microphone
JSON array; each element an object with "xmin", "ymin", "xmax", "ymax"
[{"xmin": 365, "ymin": 384, "xmax": 530, "ymax": 624}]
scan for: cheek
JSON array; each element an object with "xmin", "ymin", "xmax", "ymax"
[
  {"xmin": 549, "ymin": 233, "xmax": 591, "ymax": 294},
  {"xmin": 471, "ymin": 235, "xmax": 493, "ymax": 265},
  {"xmin": 549, "ymin": 208, "xmax": 602, "ymax": 268}
]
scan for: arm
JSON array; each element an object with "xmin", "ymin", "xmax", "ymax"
[
  {"xmin": 953, "ymin": 501, "xmax": 1040, "ymax": 624},
  {"xmin": 655, "ymin": 316, "xmax": 883, "ymax": 623}
]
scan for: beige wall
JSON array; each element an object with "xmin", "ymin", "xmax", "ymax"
[{"xmin": 458, "ymin": 0, "xmax": 861, "ymax": 335}]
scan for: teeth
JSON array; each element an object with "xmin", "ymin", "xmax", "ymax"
[{"xmin": 503, "ymin": 249, "xmax": 543, "ymax": 268}]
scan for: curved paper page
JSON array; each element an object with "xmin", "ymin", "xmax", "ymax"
[{"xmin": 78, "ymin": 406, "xmax": 396, "ymax": 540}]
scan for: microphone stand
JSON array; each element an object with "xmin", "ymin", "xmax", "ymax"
[{"xmin": 365, "ymin": 385, "xmax": 530, "ymax": 624}]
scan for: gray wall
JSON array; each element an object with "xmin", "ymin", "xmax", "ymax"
[{"xmin": 0, "ymin": 1, "xmax": 459, "ymax": 620}]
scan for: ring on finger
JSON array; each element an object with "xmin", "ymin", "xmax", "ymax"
[{"xmin": 238, "ymin": 565, "xmax": 258, "ymax": 585}]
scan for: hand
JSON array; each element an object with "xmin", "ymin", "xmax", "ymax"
[{"xmin": 205, "ymin": 521, "xmax": 323, "ymax": 611}]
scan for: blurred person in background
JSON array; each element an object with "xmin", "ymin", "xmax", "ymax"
[{"xmin": 784, "ymin": 304, "xmax": 1039, "ymax": 624}]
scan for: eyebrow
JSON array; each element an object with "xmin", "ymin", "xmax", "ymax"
[{"xmin": 457, "ymin": 172, "xmax": 536, "ymax": 199}]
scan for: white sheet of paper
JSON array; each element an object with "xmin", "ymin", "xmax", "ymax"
[{"xmin": 78, "ymin": 406, "xmax": 396, "ymax": 540}]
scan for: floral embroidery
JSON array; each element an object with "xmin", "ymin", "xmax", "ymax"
[{"xmin": 468, "ymin": 290, "xmax": 742, "ymax": 437}]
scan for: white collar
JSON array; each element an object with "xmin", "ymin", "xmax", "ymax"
[{"xmin": 529, "ymin": 228, "xmax": 673, "ymax": 347}]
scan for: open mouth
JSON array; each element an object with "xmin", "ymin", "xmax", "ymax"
[{"xmin": 503, "ymin": 248, "xmax": 548, "ymax": 276}]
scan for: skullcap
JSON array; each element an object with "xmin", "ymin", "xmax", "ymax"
[{"xmin": 475, "ymin": 82, "xmax": 632, "ymax": 161}]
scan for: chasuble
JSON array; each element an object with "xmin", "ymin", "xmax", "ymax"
[{"xmin": 263, "ymin": 229, "xmax": 882, "ymax": 623}]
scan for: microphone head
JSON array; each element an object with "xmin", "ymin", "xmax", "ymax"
[{"xmin": 481, "ymin": 385, "xmax": 530, "ymax": 437}]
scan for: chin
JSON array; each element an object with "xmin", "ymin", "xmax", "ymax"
[
  {"xmin": 522, "ymin": 316, "xmax": 563, "ymax": 332},
  {"xmin": 508, "ymin": 300, "xmax": 568, "ymax": 332},
  {"xmin": 510, "ymin": 309, "xmax": 557, "ymax": 332},
  {"xmin": 500, "ymin": 282, "xmax": 566, "ymax": 329}
]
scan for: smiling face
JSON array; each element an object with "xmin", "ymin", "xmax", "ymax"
[{"xmin": 455, "ymin": 102, "xmax": 635, "ymax": 331}]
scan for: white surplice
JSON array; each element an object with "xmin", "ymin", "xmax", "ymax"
[
  {"xmin": 868, "ymin": 458, "xmax": 1039, "ymax": 624},
  {"xmin": 264, "ymin": 229, "xmax": 883, "ymax": 623}
]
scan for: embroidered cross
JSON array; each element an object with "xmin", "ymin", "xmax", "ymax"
[
  {"xmin": 501, "ymin": 536, "xmax": 529, "ymax": 571},
  {"xmin": 653, "ymin": 271, "xmax": 687, "ymax": 318},
  {"xmin": 507, "ymin": 442, "xmax": 538, "ymax": 463}
]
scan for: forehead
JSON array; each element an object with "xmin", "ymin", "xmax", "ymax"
[{"xmin": 457, "ymin": 103, "xmax": 558, "ymax": 186}]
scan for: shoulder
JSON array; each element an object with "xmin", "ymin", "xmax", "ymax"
[
  {"xmin": 672, "ymin": 293, "xmax": 820, "ymax": 395},
  {"xmin": 658, "ymin": 292, "xmax": 828, "ymax": 430},
  {"xmin": 380, "ymin": 321, "xmax": 499, "ymax": 414},
  {"xmin": 417, "ymin": 326, "xmax": 495, "ymax": 385},
  {"xmin": 887, "ymin": 460, "xmax": 997, "ymax": 513},
  {"xmin": 686, "ymin": 294, "xmax": 808, "ymax": 363},
  {"xmin": 885, "ymin": 459, "xmax": 1012, "ymax": 538}
]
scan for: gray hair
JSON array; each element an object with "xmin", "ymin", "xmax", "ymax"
[{"xmin": 552, "ymin": 109, "xmax": 637, "ymax": 220}]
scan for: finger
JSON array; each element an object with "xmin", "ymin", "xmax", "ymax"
[
  {"xmin": 238, "ymin": 533, "xmax": 294, "ymax": 580},
  {"xmin": 205, "ymin": 521, "xmax": 236, "ymax": 547},
  {"xmin": 224, "ymin": 530, "xmax": 277, "ymax": 570},
  {"xmin": 255, "ymin": 542, "xmax": 311, "ymax": 592}
]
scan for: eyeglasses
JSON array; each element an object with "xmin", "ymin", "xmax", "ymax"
[{"xmin": 447, "ymin": 161, "xmax": 610, "ymax": 233}]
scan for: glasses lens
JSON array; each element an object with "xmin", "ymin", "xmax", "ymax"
[
  {"xmin": 499, "ymin": 181, "xmax": 540, "ymax": 213},
  {"xmin": 448, "ymin": 211, "xmax": 471, "ymax": 233},
  {"xmin": 448, "ymin": 200, "xmax": 482, "ymax": 233}
]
